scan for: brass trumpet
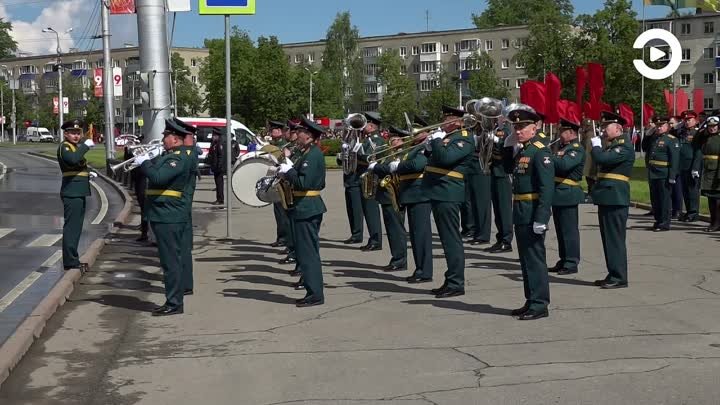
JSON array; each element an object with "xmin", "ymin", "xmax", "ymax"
[{"xmin": 110, "ymin": 140, "xmax": 164, "ymax": 173}]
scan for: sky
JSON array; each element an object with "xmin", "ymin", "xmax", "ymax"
[{"xmin": 1, "ymin": 0, "xmax": 673, "ymax": 56}]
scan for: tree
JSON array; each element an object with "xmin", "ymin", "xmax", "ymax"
[
  {"xmin": 249, "ymin": 36, "xmax": 294, "ymax": 124},
  {"xmin": 171, "ymin": 52, "xmax": 202, "ymax": 116},
  {"xmin": 472, "ymin": 0, "xmax": 573, "ymax": 29},
  {"xmin": 419, "ymin": 70, "xmax": 459, "ymax": 123},
  {"xmin": 466, "ymin": 51, "xmax": 510, "ymax": 100},
  {"xmin": 0, "ymin": 19, "xmax": 17, "ymax": 60},
  {"xmin": 376, "ymin": 49, "xmax": 417, "ymax": 127}
]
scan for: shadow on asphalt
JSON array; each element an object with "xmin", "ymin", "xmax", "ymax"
[
  {"xmin": 467, "ymin": 261, "xmax": 521, "ymax": 271},
  {"xmin": 332, "ymin": 268, "xmax": 407, "ymax": 282},
  {"xmin": 219, "ymin": 274, "xmax": 296, "ymax": 288},
  {"xmin": 221, "ymin": 288, "xmax": 295, "ymax": 304},
  {"xmin": 345, "ymin": 280, "xmax": 430, "ymax": 295},
  {"xmin": 218, "ymin": 264, "xmax": 292, "ymax": 275},
  {"xmin": 74, "ymin": 294, "xmax": 157, "ymax": 313},
  {"xmin": 498, "ymin": 272, "xmax": 597, "ymax": 287},
  {"xmin": 402, "ymin": 299, "xmax": 511, "ymax": 316}
]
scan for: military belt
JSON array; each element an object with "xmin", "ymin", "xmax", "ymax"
[
  {"xmin": 425, "ymin": 166, "xmax": 464, "ymax": 179},
  {"xmin": 357, "ymin": 161, "xmax": 369, "ymax": 166},
  {"xmin": 648, "ymin": 160, "xmax": 669, "ymax": 167},
  {"xmin": 553, "ymin": 177, "xmax": 580, "ymax": 186},
  {"xmin": 62, "ymin": 171, "xmax": 89, "ymax": 177},
  {"xmin": 147, "ymin": 189, "xmax": 183, "ymax": 198},
  {"xmin": 293, "ymin": 190, "xmax": 321, "ymax": 197},
  {"xmin": 397, "ymin": 173, "xmax": 423, "ymax": 181},
  {"xmin": 598, "ymin": 173, "xmax": 630, "ymax": 182},
  {"xmin": 492, "ymin": 154, "xmax": 503, "ymax": 160},
  {"xmin": 704, "ymin": 155, "xmax": 719, "ymax": 160},
  {"xmin": 513, "ymin": 193, "xmax": 539, "ymax": 201}
]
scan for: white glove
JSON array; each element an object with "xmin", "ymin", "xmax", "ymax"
[
  {"xmin": 83, "ymin": 139, "xmax": 95, "ymax": 148},
  {"xmin": 341, "ymin": 143, "xmax": 349, "ymax": 151},
  {"xmin": 147, "ymin": 147, "xmax": 162, "ymax": 160},
  {"xmin": 89, "ymin": 172, "xmax": 98, "ymax": 178},
  {"xmin": 368, "ymin": 162, "xmax": 377, "ymax": 170},
  {"xmin": 135, "ymin": 153, "xmax": 150, "ymax": 166},
  {"xmin": 532, "ymin": 222, "xmax": 547, "ymax": 235},
  {"xmin": 430, "ymin": 131, "xmax": 445, "ymax": 140},
  {"xmin": 668, "ymin": 178, "xmax": 676, "ymax": 185},
  {"xmin": 487, "ymin": 133, "xmax": 500, "ymax": 143},
  {"xmin": 352, "ymin": 143, "xmax": 363, "ymax": 153},
  {"xmin": 279, "ymin": 163, "xmax": 293, "ymax": 173},
  {"xmin": 692, "ymin": 170, "xmax": 700, "ymax": 179},
  {"xmin": 389, "ymin": 160, "xmax": 399, "ymax": 173},
  {"xmin": 503, "ymin": 133, "xmax": 517, "ymax": 147},
  {"xmin": 591, "ymin": 137, "xmax": 602, "ymax": 148}
]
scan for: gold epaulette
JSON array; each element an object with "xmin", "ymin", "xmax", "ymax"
[
  {"xmin": 533, "ymin": 141, "xmax": 545, "ymax": 149},
  {"xmin": 461, "ymin": 130, "xmax": 468, "ymax": 137},
  {"xmin": 667, "ymin": 134, "xmax": 676, "ymax": 139},
  {"xmin": 618, "ymin": 139, "xmax": 625, "ymax": 144},
  {"xmin": 572, "ymin": 143, "xmax": 579, "ymax": 147}
]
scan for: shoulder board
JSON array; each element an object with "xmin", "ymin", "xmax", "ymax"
[
  {"xmin": 667, "ymin": 134, "xmax": 676, "ymax": 139},
  {"xmin": 186, "ymin": 150, "xmax": 191, "ymax": 155},
  {"xmin": 618, "ymin": 139, "xmax": 625, "ymax": 144},
  {"xmin": 572, "ymin": 143, "xmax": 579, "ymax": 148},
  {"xmin": 174, "ymin": 150, "xmax": 181, "ymax": 154},
  {"xmin": 538, "ymin": 132, "xmax": 547, "ymax": 138},
  {"xmin": 532, "ymin": 141, "xmax": 545, "ymax": 149},
  {"xmin": 461, "ymin": 130, "xmax": 468, "ymax": 137},
  {"xmin": 62, "ymin": 142, "xmax": 77, "ymax": 152}
]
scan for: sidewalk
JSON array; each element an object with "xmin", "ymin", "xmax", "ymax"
[{"xmin": 1, "ymin": 172, "xmax": 719, "ymax": 405}]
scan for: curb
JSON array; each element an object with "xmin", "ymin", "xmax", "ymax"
[{"xmin": 0, "ymin": 152, "xmax": 132, "ymax": 388}]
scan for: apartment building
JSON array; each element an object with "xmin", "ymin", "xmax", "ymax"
[
  {"xmin": 0, "ymin": 46, "xmax": 209, "ymax": 132},
  {"xmin": 282, "ymin": 25, "xmax": 531, "ymax": 112}
]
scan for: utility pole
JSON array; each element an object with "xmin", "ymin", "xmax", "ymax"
[
  {"xmin": 43, "ymin": 27, "xmax": 72, "ymax": 139},
  {"xmin": 136, "ymin": 0, "xmax": 172, "ymax": 144},
  {"xmin": 425, "ymin": 10, "xmax": 429, "ymax": 32},
  {"xmin": 101, "ymin": 0, "xmax": 115, "ymax": 158},
  {"xmin": 132, "ymin": 72, "xmax": 136, "ymax": 135},
  {"xmin": 304, "ymin": 67, "xmax": 317, "ymax": 120}
]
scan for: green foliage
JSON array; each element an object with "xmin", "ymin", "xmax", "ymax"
[
  {"xmin": 376, "ymin": 49, "xmax": 417, "ymax": 127},
  {"xmin": 472, "ymin": 0, "xmax": 573, "ymax": 29},
  {"xmin": 466, "ymin": 51, "xmax": 511, "ymax": 100},
  {"xmin": 171, "ymin": 52, "xmax": 203, "ymax": 116},
  {"xmin": 419, "ymin": 70, "xmax": 459, "ymax": 123},
  {"xmin": 320, "ymin": 138, "xmax": 342, "ymax": 156},
  {"xmin": 0, "ymin": 19, "xmax": 17, "ymax": 60}
]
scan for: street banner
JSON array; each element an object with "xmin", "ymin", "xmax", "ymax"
[
  {"xmin": 575, "ymin": 66, "xmax": 587, "ymax": 108},
  {"xmin": 643, "ymin": 103, "xmax": 656, "ymax": 126},
  {"xmin": 63, "ymin": 97, "xmax": 69, "ymax": 114},
  {"xmin": 113, "ymin": 67, "xmax": 123, "ymax": 97},
  {"xmin": 519, "ymin": 80, "xmax": 546, "ymax": 116},
  {"xmin": 544, "ymin": 72, "xmax": 561, "ymax": 124},
  {"xmin": 617, "ymin": 103, "xmax": 635, "ymax": 128},
  {"xmin": 110, "ymin": 0, "xmax": 135, "ymax": 14},
  {"xmin": 664, "ymin": 89, "xmax": 674, "ymax": 116},
  {"xmin": 94, "ymin": 68, "xmax": 103, "ymax": 98},
  {"xmin": 53, "ymin": 97, "xmax": 59, "ymax": 114},
  {"xmin": 693, "ymin": 88, "xmax": 705, "ymax": 113}
]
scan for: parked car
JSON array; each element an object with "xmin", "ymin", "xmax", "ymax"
[
  {"xmin": 175, "ymin": 117, "xmax": 257, "ymax": 173},
  {"xmin": 26, "ymin": 127, "xmax": 54, "ymax": 143}
]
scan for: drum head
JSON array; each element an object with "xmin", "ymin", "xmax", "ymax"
[{"xmin": 231, "ymin": 157, "xmax": 275, "ymax": 207}]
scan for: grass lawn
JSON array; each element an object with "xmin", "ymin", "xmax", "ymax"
[{"xmin": 38, "ymin": 148, "xmax": 111, "ymax": 169}]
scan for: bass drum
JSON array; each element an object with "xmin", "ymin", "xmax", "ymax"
[{"xmin": 231, "ymin": 157, "xmax": 276, "ymax": 208}]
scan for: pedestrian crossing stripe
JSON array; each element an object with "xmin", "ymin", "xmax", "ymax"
[{"xmin": 0, "ymin": 228, "xmax": 15, "ymax": 240}]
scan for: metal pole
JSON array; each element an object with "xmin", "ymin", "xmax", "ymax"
[
  {"xmin": 1, "ymin": 84, "xmax": 4, "ymax": 142},
  {"xmin": 58, "ymin": 54, "xmax": 64, "ymax": 140},
  {"xmin": 172, "ymin": 71, "xmax": 177, "ymax": 116},
  {"xmin": 132, "ymin": 74, "xmax": 136, "ymax": 135},
  {"xmin": 309, "ymin": 72, "xmax": 313, "ymax": 119},
  {"xmin": 11, "ymin": 87, "xmax": 15, "ymax": 145},
  {"xmin": 224, "ymin": 15, "xmax": 232, "ymax": 238},
  {"xmin": 640, "ymin": 2, "xmax": 645, "ymax": 153},
  {"xmin": 670, "ymin": 19, "xmax": 677, "ymax": 116},
  {"xmin": 101, "ymin": 0, "xmax": 115, "ymax": 158}
]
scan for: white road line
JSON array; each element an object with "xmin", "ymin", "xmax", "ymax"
[
  {"xmin": 27, "ymin": 233, "xmax": 63, "ymax": 247},
  {"xmin": 0, "ymin": 228, "xmax": 15, "ymax": 240},
  {"xmin": 0, "ymin": 271, "xmax": 43, "ymax": 312},
  {"xmin": 40, "ymin": 249, "xmax": 63, "ymax": 267},
  {"xmin": 90, "ymin": 180, "xmax": 108, "ymax": 225},
  {"xmin": 0, "ymin": 160, "xmax": 7, "ymax": 180}
]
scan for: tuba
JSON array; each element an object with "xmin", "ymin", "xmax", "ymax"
[
  {"xmin": 467, "ymin": 97, "xmax": 504, "ymax": 175},
  {"xmin": 341, "ymin": 113, "xmax": 366, "ymax": 175},
  {"xmin": 379, "ymin": 174, "xmax": 401, "ymax": 212}
]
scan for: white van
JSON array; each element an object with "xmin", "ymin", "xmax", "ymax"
[
  {"xmin": 26, "ymin": 127, "xmax": 54, "ymax": 143},
  {"xmin": 175, "ymin": 117, "xmax": 258, "ymax": 172}
]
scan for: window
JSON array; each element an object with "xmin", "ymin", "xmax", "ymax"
[
  {"xmin": 420, "ymin": 80, "xmax": 438, "ymax": 92},
  {"xmin": 309, "ymin": 52, "xmax": 315, "ymax": 63},
  {"xmin": 462, "ymin": 59, "xmax": 478, "ymax": 71},
  {"xmin": 365, "ymin": 64, "xmax": 378, "ymax": 76},
  {"xmin": 704, "ymin": 72, "xmax": 715, "ymax": 84},
  {"xmin": 485, "ymin": 40, "xmax": 493, "ymax": 51},
  {"xmin": 191, "ymin": 75, "xmax": 197, "ymax": 84},
  {"xmin": 502, "ymin": 79, "xmax": 510, "ymax": 88},
  {"xmin": 45, "ymin": 78, "xmax": 57, "ymax": 88},
  {"xmin": 682, "ymin": 49, "xmax": 691, "ymax": 61},
  {"xmin": 412, "ymin": 63, "xmax": 419, "ymax": 73},
  {"xmin": 44, "ymin": 63, "xmax": 55, "ymax": 73},
  {"xmin": 399, "ymin": 46, "xmax": 407, "ymax": 57},
  {"xmin": 400, "ymin": 64, "xmax": 407, "ymax": 75},
  {"xmin": 364, "ymin": 83, "xmax": 378, "ymax": 94},
  {"xmin": 112, "ymin": 59, "xmax": 120, "ymax": 68},
  {"xmin": 454, "ymin": 62, "xmax": 460, "ymax": 71},
  {"xmin": 442, "ymin": 44, "xmax": 449, "ymax": 53},
  {"xmin": 704, "ymin": 47, "xmax": 714, "ymax": 59},
  {"xmin": 501, "ymin": 59, "xmax": 509, "ymax": 69},
  {"xmin": 421, "ymin": 61, "xmax": 438, "ymax": 73},
  {"xmin": 704, "ymin": 97, "xmax": 714, "ymax": 109},
  {"xmin": 501, "ymin": 39, "xmax": 509, "ymax": 49},
  {"xmin": 460, "ymin": 39, "xmax": 479, "ymax": 52},
  {"xmin": 681, "ymin": 23, "xmax": 691, "ymax": 35},
  {"xmin": 363, "ymin": 47, "xmax": 379, "ymax": 57},
  {"xmin": 515, "ymin": 59, "xmax": 526, "ymax": 69},
  {"xmin": 454, "ymin": 42, "xmax": 460, "ymax": 52},
  {"xmin": 681, "ymin": 73, "xmax": 691, "ymax": 86},
  {"xmin": 191, "ymin": 58, "xmax": 197, "ymax": 67},
  {"xmin": 294, "ymin": 54, "xmax": 303, "ymax": 63},
  {"xmin": 705, "ymin": 21, "xmax": 714, "ymax": 33},
  {"xmin": 421, "ymin": 43, "xmax": 437, "ymax": 54},
  {"xmin": 127, "ymin": 56, "xmax": 140, "ymax": 66},
  {"xmin": 20, "ymin": 65, "xmax": 37, "ymax": 74},
  {"xmin": 412, "ymin": 46, "xmax": 420, "ymax": 55},
  {"xmin": 114, "ymin": 108, "xmax": 122, "ymax": 117},
  {"xmin": 515, "ymin": 78, "xmax": 527, "ymax": 88}
]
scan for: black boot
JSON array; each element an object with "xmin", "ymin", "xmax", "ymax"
[{"xmin": 708, "ymin": 198, "xmax": 720, "ymax": 232}]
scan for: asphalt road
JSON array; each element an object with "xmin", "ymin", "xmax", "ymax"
[{"xmin": 0, "ymin": 147, "xmax": 123, "ymax": 346}]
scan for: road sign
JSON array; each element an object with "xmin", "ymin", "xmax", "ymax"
[
  {"xmin": 113, "ymin": 67, "xmax": 123, "ymax": 97},
  {"xmin": 94, "ymin": 68, "xmax": 103, "ymax": 98},
  {"xmin": 198, "ymin": 0, "xmax": 256, "ymax": 15},
  {"xmin": 63, "ymin": 97, "xmax": 69, "ymax": 114}
]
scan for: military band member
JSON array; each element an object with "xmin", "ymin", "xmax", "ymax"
[
  {"xmin": 425, "ymin": 105, "xmax": 475, "ymax": 298},
  {"xmin": 339, "ymin": 126, "xmax": 364, "ymax": 245},
  {"xmin": 280, "ymin": 120, "xmax": 301, "ymax": 266},
  {"xmin": 370, "ymin": 129, "xmax": 408, "ymax": 272},
  {"xmin": 136, "ymin": 119, "xmax": 192, "ymax": 316},
  {"xmin": 356, "ymin": 112, "xmax": 386, "ymax": 251},
  {"xmin": 174, "ymin": 117, "xmax": 200, "ymax": 295},
  {"xmin": 57, "ymin": 119, "xmax": 94, "ymax": 271},
  {"xmin": 465, "ymin": 126, "xmax": 492, "ymax": 245},
  {"xmin": 535, "ymin": 113, "xmax": 551, "ymax": 146},
  {"xmin": 591, "ymin": 111, "xmax": 635, "ymax": 289},
  {"xmin": 678, "ymin": 110, "xmax": 701, "ymax": 222},
  {"xmin": 692, "ymin": 115, "xmax": 720, "ymax": 232},
  {"xmin": 581, "ymin": 117, "xmax": 599, "ymax": 203},
  {"xmin": 505, "ymin": 109, "xmax": 554, "ymax": 321},
  {"xmin": 269, "ymin": 120, "xmax": 291, "ymax": 248},
  {"xmin": 487, "ymin": 124, "xmax": 514, "ymax": 253},
  {"xmin": 124, "ymin": 136, "xmax": 149, "ymax": 242},
  {"xmin": 549, "ymin": 118, "xmax": 586, "ymax": 275},
  {"xmin": 278, "ymin": 116, "xmax": 327, "ymax": 307},
  {"xmin": 668, "ymin": 116, "xmax": 683, "ymax": 219},
  {"xmin": 647, "ymin": 116, "xmax": 679, "ymax": 232}
]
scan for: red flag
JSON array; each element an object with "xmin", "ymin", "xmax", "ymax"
[
  {"xmin": 693, "ymin": 88, "xmax": 705, "ymax": 114},
  {"xmin": 664, "ymin": 89, "xmax": 674, "ymax": 116},
  {"xmin": 110, "ymin": 0, "xmax": 135, "ymax": 14},
  {"xmin": 520, "ymin": 80, "xmax": 547, "ymax": 116},
  {"xmin": 544, "ymin": 72, "xmax": 562, "ymax": 124},
  {"xmin": 601, "ymin": 101, "xmax": 612, "ymax": 114},
  {"xmin": 558, "ymin": 100, "xmax": 581, "ymax": 125},
  {"xmin": 587, "ymin": 63, "xmax": 605, "ymax": 103},
  {"xmin": 575, "ymin": 66, "xmax": 587, "ymax": 108},
  {"xmin": 643, "ymin": 103, "xmax": 655, "ymax": 126},
  {"xmin": 617, "ymin": 103, "xmax": 634, "ymax": 128},
  {"xmin": 675, "ymin": 88, "xmax": 689, "ymax": 115}
]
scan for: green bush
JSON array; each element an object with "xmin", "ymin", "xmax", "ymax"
[{"xmin": 321, "ymin": 138, "xmax": 342, "ymax": 156}]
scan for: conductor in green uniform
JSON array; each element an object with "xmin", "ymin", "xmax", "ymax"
[
  {"xmin": 487, "ymin": 125, "xmax": 514, "ymax": 253},
  {"xmin": 174, "ymin": 117, "xmax": 200, "ymax": 295},
  {"xmin": 424, "ymin": 105, "xmax": 475, "ymax": 298},
  {"xmin": 647, "ymin": 116, "xmax": 679, "ymax": 232},
  {"xmin": 356, "ymin": 112, "xmax": 385, "ymax": 251},
  {"xmin": 692, "ymin": 115, "xmax": 720, "ymax": 232},
  {"xmin": 57, "ymin": 119, "xmax": 94, "ymax": 271},
  {"xmin": 549, "ymin": 117, "xmax": 586, "ymax": 275},
  {"xmin": 136, "ymin": 119, "xmax": 192, "ymax": 316},
  {"xmin": 591, "ymin": 111, "xmax": 635, "ymax": 289},
  {"xmin": 278, "ymin": 116, "xmax": 327, "ymax": 307},
  {"xmin": 505, "ymin": 109, "xmax": 554, "ymax": 321}
]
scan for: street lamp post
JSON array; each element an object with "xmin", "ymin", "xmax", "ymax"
[
  {"xmin": 2, "ymin": 65, "xmax": 17, "ymax": 145},
  {"xmin": 43, "ymin": 27, "xmax": 73, "ymax": 139},
  {"xmin": 304, "ymin": 67, "xmax": 318, "ymax": 120}
]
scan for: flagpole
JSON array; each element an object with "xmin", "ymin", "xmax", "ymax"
[
  {"xmin": 641, "ymin": 0, "xmax": 646, "ymax": 152},
  {"xmin": 670, "ymin": 1, "xmax": 677, "ymax": 115}
]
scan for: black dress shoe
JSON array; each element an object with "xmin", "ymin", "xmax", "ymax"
[
  {"xmin": 486, "ymin": 242, "xmax": 512, "ymax": 253},
  {"xmin": 705, "ymin": 225, "xmax": 720, "ymax": 232},
  {"xmin": 343, "ymin": 237, "xmax": 362, "ymax": 244},
  {"xmin": 678, "ymin": 213, "xmax": 688, "ymax": 222},
  {"xmin": 510, "ymin": 304, "xmax": 529, "ymax": 316},
  {"xmin": 547, "ymin": 263, "xmax": 562, "ymax": 273},
  {"xmin": 517, "ymin": 309, "xmax": 548, "ymax": 320},
  {"xmin": 136, "ymin": 234, "xmax": 148, "ymax": 242},
  {"xmin": 152, "ymin": 305, "xmax": 184, "ymax": 316},
  {"xmin": 293, "ymin": 277, "xmax": 305, "ymax": 290},
  {"xmin": 184, "ymin": 289, "xmax": 194, "ymax": 296},
  {"xmin": 270, "ymin": 240, "xmax": 285, "ymax": 248},
  {"xmin": 382, "ymin": 264, "xmax": 407, "ymax": 272},
  {"xmin": 653, "ymin": 227, "xmax": 670, "ymax": 232},
  {"xmin": 470, "ymin": 239, "xmax": 490, "ymax": 246},
  {"xmin": 600, "ymin": 281, "xmax": 628, "ymax": 289},
  {"xmin": 593, "ymin": 278, "xmax": 610, "ymax": 286},
  {"xmin": 296, "ymin": 295, "xmax": 324, "ymax": 307},
  {"xmin": 556, "ymin": 268, "xmax": 578, "ymax": 275},
  {"xmin": 431, "ymin": 281, "xmax": 448, "ymax": 294},
  {"xmin": 435, "ymin": 288, "xmax": 465, "ymax": 299},
  {"xmin": 685, "ymin": 214, "xmax": 698, "ymax": 222},
  {"xmin": 279, "ymin": 256, "xmax": 297, "ymax": 265},
  {"xmin": 406, "ymin": 275, "xmax": 433, "ymax": 284},
  {"xmin": 460, "ymin": 230, "xmax": 473, "ymax": 238},
  {"xmin": 289, "ymin": 269, "xmax": 301, "ymax": 277},
  {"xmin": 361, "ymin": 243, "xmax": 381, "ymax": 251},
  {"xmin": 671, "ymin": 212, "xmax": 679, "ymax": 220}
]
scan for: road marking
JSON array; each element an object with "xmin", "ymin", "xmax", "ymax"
[
  {"xmin": 40, "ymin": 249, "xmax": 63, "ymax": 267},
  {"xmin": 90, "ymin": 180, "xmax": 108, "ymax": 225},
  {"xmin": 0, "ymin": 228, "xmax": 15, "ymax": 240},
  {"xmin": 0, "ymin": 160, "xmax": 6, "ymax": 180},
  {"xmin": 27, "ymin": 233, "xmax": 62, "ymax": 247},
  {"xmin": 0, "ymin": 271, "xmax": 43, "ymax": 312}
]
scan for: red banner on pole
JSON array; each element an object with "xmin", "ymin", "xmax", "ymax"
[
  {"xmin": 94, "ymin": 68, "xmax": 103, "ymax": 98},
  {"xmin": 575, "ymin": 66, "xmax": 587, "ymax": 108},
  {"xmin": 519, "ymin": 80, "xmax": 547, "ymax": 116},
  {"xmin": 675, "ymin": 88, "xmax": 689, "ymax": 116},
  {"xmin": 110, "ymin": 0, "xmax": 136, "ymax": 14},
  {"xmin": 544, "ymin": 72, "xmax": 562, "ymax": 124},
  {"xmin": 643, "ymin": 103, "xmax": 655, "ymax": 127},
  {"xmin": 693, "ymin": 88, "xmax": 705, "ymax": 114},
  {"xmin": 664, "ymin": 89, "xmax": 674, "ymax": 116},
  {"xmin": 617, "ymin": 103, "xmax": 635, "ymax": 129}
]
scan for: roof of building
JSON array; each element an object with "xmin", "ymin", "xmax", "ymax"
[{"xmin": 1, "ymin": 46, "xmax": 208, "ymax": 63}]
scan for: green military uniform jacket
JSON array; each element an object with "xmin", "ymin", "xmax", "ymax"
[
  {"xmin": 394, "ymin": 146, "xmax": 428, "ymax": 205},
  {"xmin": 590, "ymin": 136, "xmax": 635, "ymax": 206},
  {"xmin": 647, "ymin": 132, "xmax": 679, "ymax": 181},
  {"xmin": 552, "ymin": 141, "xmax": 586, "ymax": 206},
  {"xmin": 693, "ymin": 130, "xmax": 720, "ymax": 193},
  {"xmin": 286, "ymin": 144, "xmax": 327, "ymax": 220},
  {"xmin": 536, "ymin": 131, "xmax": 551, "ymax": 146},
  {"xmin": 490, "ymin": 131, "xmax": 513, "ymax": 177},
  {"xmin": 422, "ymin": 129, "xmax": 475, "ymax": 202},
  {"xmin": 678, "ymin": 127, "xmax": 698, "ymax": 172},
  {"xmin": 140, "ymin": 148, "xmax": 191, "ymax": 223},
  {"xmin": 512, "ymin": 137, "xmax": 554, "ymax": 225},
  {"xmin": 180, "ymin": 146, "xmax": 199, "ymax": 215},
  {"xmin": 57, "ymin": 141, "xmax": 91, "ymax": 198}
]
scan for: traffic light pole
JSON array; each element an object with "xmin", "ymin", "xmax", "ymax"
[
  {"xmin": 101, "ymin": 0, "xmax": 115, "ymax": 158},
  {"xmin": 225, "ymin": 14, "xmax": 232, "ymax": 238}
]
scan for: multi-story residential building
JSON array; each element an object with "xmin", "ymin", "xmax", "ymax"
[
  {"xmin": 282, "ymin": 25, "xmax": 531, "ymax": 112},
  {"xmin": 0, "ymin": 46, "xmax": 209, "ymax": 133}
]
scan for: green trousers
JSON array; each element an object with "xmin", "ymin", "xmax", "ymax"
[
  {"xmin": 273, "ymin": 202, "xmax": 290, "ymax": 244},
  {"xmin": 515, "ymin": 224, "xmax": 550, "ymax": 311},
  {"xmin": 345, "ymin": 186, "xmax": 363, "ymax": 240},
  {"xmin": 649, "ymin": 179, "xmax": 671, "ymax": 229},
  {"xmin": 181, "ymin": 220, "xmax": 194, "ymax": 291},
  {"xmin": 62, "ymin": 197, "xmax": 86, "ymax": 269},
  {"xmin": 361, "ymin": 195, "xmax": 382, "ymax": 246},
  {"xmin": 432, "ymin": 201, "xmax": 464, "ymax": 290},
  {"xmin": 294, "ymin": 214, "xmax": 324, "ymax": 299},
  {"xmin": 468, "ymin": 173, "xmax": 492, "ymax": 241},
  {"xmin": 151, "ymin": 222, "xmax": 185, "ymax": 308},
  {"xmin": 407, "ymin": 202, "xmax": 433, "ymax": 279},
  {"xmin": 491, "ymin": 176, "xmax": 514, "ymax": 244},
  {"xmin": 597, "ymin": 206, "xmax": 629, "ymax": 284},
  {"xmin": 460, "ymin": 184, "xmax": 474, "ymax": 235},
  {"xmin": 680, "ymin": 170, "xmax": 700, "ymax": 216},
  {"xmin": 380, "ymin": 204, "xmax": 407, "ymax": 267},
  {"xmin": 286, "ymin": 211, "xmax": 296, "ymax": 259},
  {"xmin": 551, "ymin": 205, "xmax": 580, "ymax": 271}
]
